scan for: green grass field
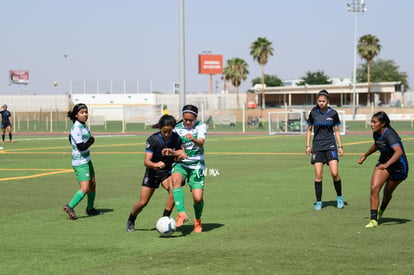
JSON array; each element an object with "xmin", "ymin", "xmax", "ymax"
[{"xmin": 1, "ymin": 133, "xmax": 413, "ymax": 274}]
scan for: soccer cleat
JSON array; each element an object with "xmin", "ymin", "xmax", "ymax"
[
  {"xmin": 86, "ymin": 208, "xmax": 102, "ymax": 216},
  {"xmin": 125, "ymin": 220, "xmax": 135, "ymax": 233},
  {"xmin": 337, "ymin": 196, "xmax": 344, "ymax": 209},
  {"xmin": 63, "ymin": 205, "xmax": 78, "ymax": 220},
  {"xmin": 193, "ymin": 218, "xmax": 202, "ymax": 233},
  {"xmin": 175, "ymin": 212, "xmax": 189, "ymax": 227},
  {"xmin": 10, "ymin": 140, "xmax": 14, "ymax": 143},
  {"xmin": 314, "ymin": 201, "xmax": 322, "ymax": 211},
  {"xmin": 378, "ymin": 209, "xmax": 384, "ymax": 219},
  {"xmin": 365, "ymin": 220, "xmax": 378, "ymax": 228},
  {"xmin": 1, "ymin": 141, "xmax": 4, "ymax": 144}
]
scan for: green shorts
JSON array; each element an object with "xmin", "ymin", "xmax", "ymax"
[
  {"xmin": 172, "ymin": 163, "xmax": 204, "ymax": 190},
  {"xmin": 73, "ymin": 161, "xmax": 95, "ymax": 182}
]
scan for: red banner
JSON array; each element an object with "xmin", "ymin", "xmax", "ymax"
[{"xmin": 10, "ymin": 70, "xmax": 29, "ymax": 84}]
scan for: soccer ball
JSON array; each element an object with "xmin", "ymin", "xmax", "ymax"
[{"xmin": 156, "ymin": 216, "xmax": 176, "ymax": 236}]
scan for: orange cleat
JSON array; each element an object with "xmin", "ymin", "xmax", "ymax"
[
  {"xmin": 193, "ymin": 218, "xmax": 202, "ymax": 233},
  {"xmin": 175, "ymin": 212, "xmax": 189, "ymax": 227}
]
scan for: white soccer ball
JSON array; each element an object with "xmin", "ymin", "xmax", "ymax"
[{"xmin": 156, "ymin": 216, "xmax": 176, "ymax": 236}]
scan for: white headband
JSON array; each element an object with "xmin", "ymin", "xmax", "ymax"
[{"xmin": 182, "ymin": 110, "xmax": 198, "ymax": 116}]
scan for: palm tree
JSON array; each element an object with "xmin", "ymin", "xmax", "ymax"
[
  {"xmin": 223, "ymin": 57, "xmax": 249, "ymax": 108},
  {"xmin": 357, "ymin": 34, "xmax": 381, "ymax": 105},
  {"xmin": 250, "ymin": 37, "xmax": 274, "ymax": 109}
]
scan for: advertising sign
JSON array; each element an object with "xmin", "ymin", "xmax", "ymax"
[
  {"xmin": 198, "ymin": 54, "xmax": 223, "ymax": 74},
  {"xmin": 10, "ymin": 70, "xmax": 29, "ymax": 85}
]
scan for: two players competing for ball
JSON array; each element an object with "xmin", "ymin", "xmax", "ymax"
[{"xmin": 126, "ymin": 104, "xmax": 207, "ymax": 234}]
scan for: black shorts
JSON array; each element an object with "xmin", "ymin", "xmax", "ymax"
[
  {"xmin": 378, "ymin": 161, "xmax": 409, "ymax": 181},
  {"xmin": 311, "ymin": 150, "xmax": 339, "ymax": 165},
  {"xmin": 141, "ymin": 168, "xmax": 170, "ymax": 189},
  {"xmin": 1, "ymin": 121, "xmax": 11, "ymax": 129}
]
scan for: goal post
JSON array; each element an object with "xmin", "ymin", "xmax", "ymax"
[
  {"xmin": 268, "ymin": 110, "xmax": 346, "ymax": 135},
  {"xmin": 268, "ymin": 111, "xmax": 306, "ymax": 135}
]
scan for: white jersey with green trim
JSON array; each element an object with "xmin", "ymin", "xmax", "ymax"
[
  {"xmin": 175, "ymin": 120, "xmax": 207, "ymax": 168},
  {"xmin": 70, "ymin": 120, "xmax": 92, "ymax": 166}
]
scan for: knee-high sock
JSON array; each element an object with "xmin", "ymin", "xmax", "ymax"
[
  {"xmin": 315, "ymin": 181, "xmax": 322, "ymax": 201},
  {"xmin": 193, "ymin": 200, "xmax": 204, "ymax": 219},
  {"xmin": 172, "ymin": 187, "xmax": 185, "ymax": 213},
  {"xmin": 68, "ymin": 190, "xmax": 85, "ymax": 209},
  {"xmin": 9, "ymin": 133, "xmax": 12, "ymax": 141},
  {"xmin": 87, "ymin": 192, "xmax": 96, "ymax": 210},
  {"xmin": 334, "ymin": 180, "xmax": 342, "ymax": 196}
]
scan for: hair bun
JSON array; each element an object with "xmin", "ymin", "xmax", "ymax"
[{"xmin": 318, "ymin": 90, "xmax": 329, "ymax": 98}]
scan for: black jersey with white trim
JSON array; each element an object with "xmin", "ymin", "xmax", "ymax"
[{"xmin": 307, "ymin": 107, "xmax": 341, "ymax": 151}]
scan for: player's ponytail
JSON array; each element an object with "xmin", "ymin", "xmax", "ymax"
[
  {"xmin": 372, "ymin": 111, "xmax": 391, "ymax": 128},
  {"xmin": 67, "ymin": 103, "xmax": 88, "ymax": 122},
  {"xmin": 152, "ymin": 114, "xmax": 177, "ymax": 129}
]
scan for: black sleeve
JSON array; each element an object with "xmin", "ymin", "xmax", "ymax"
[{"xmin": 76, "ymin": 136, "xmax": 95, "ymax": 151}]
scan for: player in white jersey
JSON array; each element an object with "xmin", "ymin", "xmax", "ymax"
[
  {"xmin": 171, "ymin": 104, "xmax": 207, "ymax": 233},
  {"xmin": 63, "ymin": 103, "xmax": 101, "ymax": 220}
]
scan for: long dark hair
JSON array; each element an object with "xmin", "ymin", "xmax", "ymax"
[
  {"xmin": 372, "ymin": 111, "xmax": 400, "ymax": 137},
  {"xmin": 67, "ymin": 103, "xmax": 88, "ymax": 122},
  {"xmin": 311, "ymin": 90, "xmax": 330, "ymax": 111},
  {"xmin": 372, "ymin": 111, "xmax": 393, "ymax": 129},
  {"xmin": 152, "ymin": 114, "xmax": 176, "ymax": 129}
]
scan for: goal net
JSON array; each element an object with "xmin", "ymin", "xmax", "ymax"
[{"xmin": 268, "ymin": 110, "xmax": 346, "ymax": 135}]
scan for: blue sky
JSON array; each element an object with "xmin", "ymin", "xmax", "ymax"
[{"xmin": 1, "ymin": 0, "xmax": 413, "ymax": 95}]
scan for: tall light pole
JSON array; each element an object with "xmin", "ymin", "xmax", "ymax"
[
  {"xmin": 179, "ymin": 0, "xmax": 186, "ymax": 115},
  {"xmin": 347, "ymin": 0, "xmax": 366, "ymax": 120}
]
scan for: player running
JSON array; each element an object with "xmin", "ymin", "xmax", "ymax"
[
  {"xmin": 125, "ymin": 114, "xmax": 186, "ymax": 232},
  {"xmin": 358, "ymin": 111, "xmax": 409, "ymax": 228},
  {"xmin": 306, "ymin": 90, "xmax": 344, "ymax": 210},
  {"xmin": 171, "ymin": 104, "xmax": 207, "ymax": 233}
]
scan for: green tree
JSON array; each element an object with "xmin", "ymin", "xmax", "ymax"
[
  {"xmin": 357, "ymin": 59, "xmax": 409, "ymax": 91},
  {"xmin": 357, "ymin": 34, "xmax": 382, "ymax": 105},
  {"xmin": 251, "ymin": 74, "xmax": 283, "ymax": 87},
  {"xmin": 223, "ymin": 57, "xmax": 249, "ymax": 108},
  {"xmin": 296, "ymin": 71, "xmax": 332, "ymax": 85},
  {"xmin": 250, "ymin": 37, "xmax": 274, "ymax": 109}
]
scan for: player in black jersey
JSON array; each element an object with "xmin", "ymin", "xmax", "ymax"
[
  {"xmin": 358, "ymin": 111, "xmax": 409, "ymax": 228},
  {"xmin": 306, "ymin": 90, "xmax": 344, "ymax": 210},
  {"xmin": 125, "ymin": 115, "xmax": 186, "ymax": 232},
  {"xmin": 1, "ymin": 104, "xmax": 13, "ymax": 143}
]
